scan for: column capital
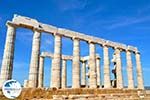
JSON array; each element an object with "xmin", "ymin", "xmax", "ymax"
[
  {"xmin": 53, "ymin": 33, "xmax": 63, "ymax": 37},
  {"xmin": 72, "ymin": 36, "xmax": 80, "ymax": 41},
  {"xmin": 101, "ymin": 43, "xmax": 109, "ymax": 47},
  {"xmin": 135, "ymin": 51, "xmax": 140, "ymax": 54},
  {"xmin": 114, "ymin": 47, "xmax": 122, "ymax": 54},
  {"xmin": 80, "ymin": 59, "xmax": 86, "ymax": 63},
  {"xmin": 114, "ymin": 46, "xmax": 123, "ymax": 51},
  {"xmin": 6, "ymin": 21, "xmax": 18, "ymax": 28},
  {"xmin": 87, "ymin": 40, "xmax": 96, "ymax": 44},
  {"xmin": 33, "ymin": 28, "xmax": 43, "ymax": 33}
]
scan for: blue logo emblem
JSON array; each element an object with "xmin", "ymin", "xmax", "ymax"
[{"xmin": 2, "ymin": 79, "xmax": 22, "ymax": 99}]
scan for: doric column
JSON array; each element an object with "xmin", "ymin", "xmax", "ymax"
[
  {"xmin": 81, "ymin": 60, "xmax": 86, "ymax": 87},
  {"xmin": 115, "ymin": 48, "xmax": 123, "ymax": 88},
  {"xmin": 51, "ymin": 34, "xmax": 62, "ymax": 88},
  {"xmin": 61, "ymin": 59, "xmax": 67, "ymax": 88},
  {"xmin": 38, "ymin": 56, "xmax": 44, "ymax": 88},
  {"xmin": 0, "ymin": 23, "xmax": 16, "ymax": 88},
  {"xmin": 126, "ymin": 50, "xmax": 134, "ymax": 89},
  {"xmin": 89, "ymin": 42, "xmax": 97, "ymax": 88},
  {"xmin": 72, "ymin": 38, "xmax": 80, "ymax": 88},
  {"xmin": 135, "ymin": 51, "xmax": 144, "ymax": 89},
  {"xmin": 96, "ymin": 56, "xmax": 101, "ymax": 88},
  {"xmin": 103, "ymin": 45, "xmax": 111, "ymax": 88},
  {"xmin": 28, "ymin": 30, "xmax": 41, "ymax": 88}
]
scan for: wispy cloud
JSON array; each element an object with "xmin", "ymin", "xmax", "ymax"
[
  {"xmin": 137, "ymin": 6, "xmax": 150, "ymax": 15},
  {"xmin": 41, "ymin": 33, "xmax": 54, "ymax": 52},
  {"xmin": 53, "ymin": 0, "xmax": 88, "ymax": 12},
  {"xmin": 143, "ymin": 67, "xmax": 150, "ymax": 72},
  {"xmin": 107, "ymin": 15, "xmax": 150, "ymax": 29},
  {"xmin": 16, "ymin": 29, "xmax": 33, "ymax": 44},
  {"xmin": 13, "ymin": 61, "xmax": 28, "ymax": 69}
]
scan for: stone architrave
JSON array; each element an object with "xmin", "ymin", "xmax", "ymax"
[
  {"xmin": 28, "ymin": 30, "xmax": 41, "ymax": 88},
  {"xmin": 0, "ymin": 23, "xmax": 16, "ymax": 88}
]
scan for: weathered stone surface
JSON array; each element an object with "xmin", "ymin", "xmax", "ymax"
[
  {"xmin": 1, "ymin": 88, "xmax": 149, "ymax": 100},
  {"xmin": 72, "ymin": 38, "xmax": 80, "ymax": 88},
  {"xmin": 81, "ymin": 60, "xmax": 86, "ymax": 86},
  {"xmin": 126, "ymin": 50, "xmax": 134, "ymax": 89},
  {"xmin": 28, "ymin": 30, "xmax": 41, "ymax": 88},
  {"xmin": 51, "ymin": 35, "xmax": 62, "ymax": 88},
  {"xmin": 103, "ymin": 45, "xmax": 111, "ymax": 88},
  {"xmin": 61, "ymin": 60, "xmax": 67, "ymax": 88},
  {"xmin": 0, "ymin": 15, "xmax": 145, "ymax": 94},
  {"xmin": 135, "ymin": 52, "xmax": 144, "ymax": 89},
  {"xmin": 89, "ymin": 43, "xmax": 97, "ymax": 88},
  {"xmin": 96, "ymin": 57, "xmax": 101, "ymax": 88},
  {"xmin": 10, "ymin": 15, "xmax": 138, "ymax": 51},
  {"xmin": 0, "ymin": 24, "xmax": 16, "ymax": 88},
  {"xmin": 38, "ymin": 56, "xmax": 44, "ymax": 88},
  {"xmin": 115, "ymin": 48, "xmax": 123, "ymax": 88}
]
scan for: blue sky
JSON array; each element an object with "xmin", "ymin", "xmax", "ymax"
[{"xmin": 0, "ymin": 0, "xmax": 150, "ymax": 87}]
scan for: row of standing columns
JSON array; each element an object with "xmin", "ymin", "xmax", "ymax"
[
  {"xmin": 0, "ymin": 23, "xmax": 144, "ymax": 89},
  {"xmin": 37, "ymin": 54, "xmax": 100, "ymax": 88}
]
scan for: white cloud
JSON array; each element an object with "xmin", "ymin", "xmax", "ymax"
[
  {"xmin": 54, "ymin": 0, "xmax": 88, "ymax": 12},
  {"xmin": 16, "ymin": 29, "xmax": 33, "ymax": 44},
  {"xmin": 13, "ymin": 61, "xmax": 28, "ymax": 69},
  {"xmin": 107, "ymin": 16, "xmax": 150, "ymax": 29}
]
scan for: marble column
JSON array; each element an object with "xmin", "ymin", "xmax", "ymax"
[
  {"xmin": 135, "ymin": 52, "xmax": 144, "ymax": 89},
  {"xmin": 103, "ymin": 45, "xmax": 111, "ymax": 88},
  {"xmin": 61, "ymin": 59, "xmax": 67, "ymax": 88},
  {"xmin": 115, "ymin": 48, "xmax": 123, "ymax": 88},
  {"xmin": 81, "ymin": 60, "xmax": 86, "ymax": 87},
  {"xmin": 96, "ymin": 57, "xmax": 101, "ymax": 88},
  {"xmin": 51, "ymin": 34, "xmax": 62, "ymax": 88},
  {"xmin": 72, "ymin": 38, "xmax": 80, "ymax": 88},
  {"xmin": 126, "ymin": 50, "xmax": 134, "ymax": 89},
  {"xmin": 28, "ymin": 30, "xmax": 41, "ymax": 88},
  {"xmin": 38, "ymin": 56, "xmax": 44, "ymax": 88},
  {"xmin": 0, "ymin": 23, "xmax": 16, "ymax": 88},
  {"xmin": 89, "ymin": 42, "xmax": 97, "ymax": 88}
]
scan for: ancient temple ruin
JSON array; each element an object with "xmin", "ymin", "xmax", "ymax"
[{"xmin": 0, "ymin": 15, "xmax": 144, "ymax": 90}]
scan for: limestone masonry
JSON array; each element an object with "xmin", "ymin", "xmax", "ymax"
[{"xmin": 0, "ymin": 15, "xmax": 144, "ymax": 91}]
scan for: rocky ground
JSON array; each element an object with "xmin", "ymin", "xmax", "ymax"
[{"xmin": 0, "ymin": 88, "xmax": 150, "ymax": 100}]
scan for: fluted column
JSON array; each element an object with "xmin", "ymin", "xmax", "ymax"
[
  {"xmin": 28, "ymin": 30, "xmax": 41, "ymax": 88},
  {"xmin": 96, "ymin": 57, "xmax": 101, "ymax": 88},
  {"xmin": 126, "ymin": 50, "xmax": 134, "ymax": 89},
  {"xmin": 72, "ymin": 38, "xmax": 80, "ymax": 88},
  {"xmin": 0, "ymin": 23, "xmax": 16, "ymax": 88},
  {"xmin": 89, "ymin": 42, "xmax": 97, "ymax": 88},
  {"xmin": 115, "ymin": 48, "xmax": 123, "ymax": 88},
  {"xmin": 61, "ymin": 59, "xmax": 67, "ymax": 88},
  {"xmin": 103, "ymin": 45, "xmax": 111, "ymax": 88},
  {"xmin": 51, "ymin": 34, "xmax": 62, "ymax": 88},
  {"xmin": 81, "ymin": 60, "xmax": 86, "ymax": 87},
  {"xmin": 135, "ymin": 52, "xmax": 144, "ymax": 89},
  {"xmin": 38, "ymin": 56, "xmax": 44, "ymax": 88}
]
